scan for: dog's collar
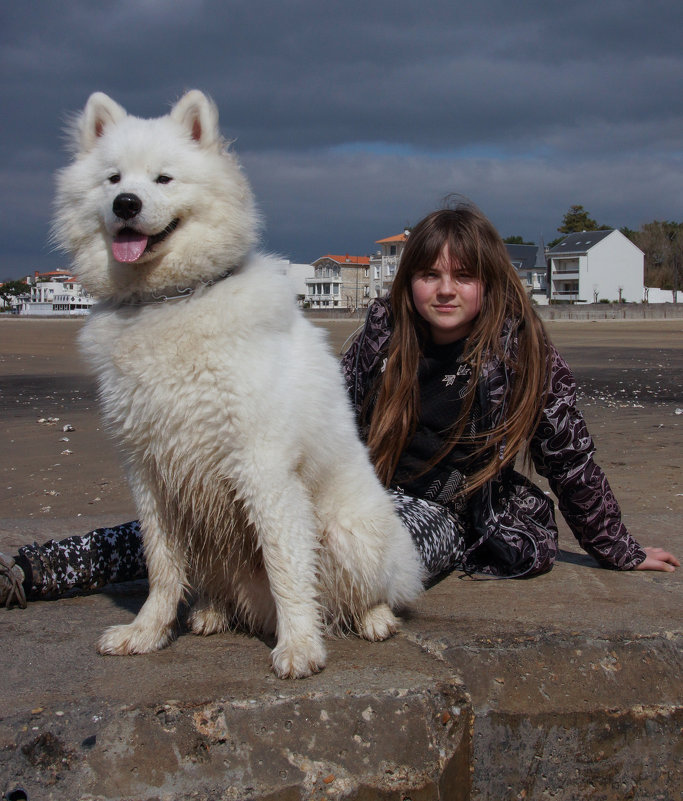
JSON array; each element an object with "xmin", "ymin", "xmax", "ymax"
[{"xmin": 110, "ymin": 268, "xmax": 235, "ymax": 308}]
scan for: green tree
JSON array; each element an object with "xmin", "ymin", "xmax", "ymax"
[
  {"xmin": 503, "ymin": 235, "xmax": 534, "ymax": 245},
  {"xmin": 548, "ymin": 205, "xmax": 611, "ymax": 248},
  {"xmin": 0, "ymin": 280, "xmax": 30, "ymax": 309}
]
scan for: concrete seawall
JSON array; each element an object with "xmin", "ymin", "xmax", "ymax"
[
  {"xmin": 536, "ymin": 302, "xmax": 683, "ymax": 321},
  {"xmin": 1, "ymin": 523, "xmax": 680, "ymax": 800},
  {"xmin": 303, "ymin": 302, "xmax": 683, "ymax": 323}
]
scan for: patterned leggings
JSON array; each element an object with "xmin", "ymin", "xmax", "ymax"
[{"xmin": 16, "ymin": 492, "xmax": 467, "ymax": 600}]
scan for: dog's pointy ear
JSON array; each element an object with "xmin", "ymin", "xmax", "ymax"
[
  {"xmin": 170, "ymin": 91, "xmax": 220, "ymax": 148},
  {"xmin": 78, "ymin": 93, "xmax": 127, "ymax": 152}
]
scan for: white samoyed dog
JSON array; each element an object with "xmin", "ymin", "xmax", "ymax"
[{"xmin": 53, "ymin": 91, "xmax": 424, "ymax": 678}]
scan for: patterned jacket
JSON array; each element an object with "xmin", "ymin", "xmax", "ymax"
[{"xmin": 341, "ymin": 298, "xmax": 646, "ymax": 576}]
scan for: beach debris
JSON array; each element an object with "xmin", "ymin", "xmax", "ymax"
[
  {"xmin": 62, "ymin": 423, "xmax": 75, "ymax": 432},
  {"xmin": 37, "ymin": 417, "xmax": 60, "ymax": 425},
  {"xmin": 675, "ymin": 408, "xmax": 682, "ymax": 415},
  {"xmin": 60, "ymin": 449, "xmax": 73, "ymax": 456},
  {"xmin": 59, "ymin": 437, "xmax": 70, "ymax": 442}
]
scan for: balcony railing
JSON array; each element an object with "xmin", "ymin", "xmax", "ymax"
[
  {"xmin": 551, "ymin": 291, "xmax": 580, "ymax": 301},
  {"xmin": 552, "ymin": 271, "xmax": 579, "ymax": 279},
  {"xmin": 306, "ymin": 293, "xmax": 339, "ymax": 302}
]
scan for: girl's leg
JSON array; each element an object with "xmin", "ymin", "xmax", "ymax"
[
  {"xmin": 13, "ymin": 521, "xmax": 146, "ymax": 600},
  {"xmin": 464, "ymin": 473, "xmax": 558, "ymax": 578},
  {"xmin": 389, "ymin": 491, "xmax": 467, "ymax": 586}
]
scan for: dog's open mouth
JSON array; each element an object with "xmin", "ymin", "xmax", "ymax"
[{"xmin": 112, "ymin": 219, "xmax": 180, "ymax": 264}]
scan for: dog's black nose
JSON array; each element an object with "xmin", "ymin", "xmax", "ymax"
[{"xmin": 113, "ymin": 193, "xmax": 142, "ymax": 221}]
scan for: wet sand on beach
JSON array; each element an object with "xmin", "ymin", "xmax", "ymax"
[{"xmin": 0, "ymin": 316, "xmax": 681, "ymax": 552}]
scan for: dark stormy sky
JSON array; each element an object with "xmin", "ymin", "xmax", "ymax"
[{"xmin": 1, "ymin": 0, "xmax": 681, "ymax": 278}]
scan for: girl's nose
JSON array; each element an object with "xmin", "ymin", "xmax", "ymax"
[{"xmin": 437, "ymin": 275, "xmax": 457, "ymax": 296}]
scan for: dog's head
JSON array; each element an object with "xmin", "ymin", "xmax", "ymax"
[{"xmin": 53, "ymin": 91, "xmax": 258, "ymax": 302}]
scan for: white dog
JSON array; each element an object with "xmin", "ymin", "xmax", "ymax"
[{"xmin": 53, "ymin": 91, "xmax": 423, "ymax": 678}]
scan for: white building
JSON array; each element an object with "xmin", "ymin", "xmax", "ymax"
[
  {"xmin": 369, "ymin": 232, "xmax": 409, "ymax": 298},
  {"xmin": 17, "ymin": 270, "xmax": 94, "ymax": 316},
  {"xmin": 548, "ymin": 230, "xmax": 644, "ymax": 303},
  {"xmin": 305, "ymin": 255, "xmax": 371, "ymax": 310}
]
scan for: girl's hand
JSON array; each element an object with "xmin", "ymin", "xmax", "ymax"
[{"xmin": 635, "ymin": 548, "xmax": 679, "ymax": 572}]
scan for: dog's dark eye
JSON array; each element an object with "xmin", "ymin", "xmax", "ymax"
[
  {"xmin": 108, "ymin": 173, "xmax": 121, "ymax": 184},
  {"xmin": 155, "ymin": 175, "xmax": 173, "ymax": 185}
]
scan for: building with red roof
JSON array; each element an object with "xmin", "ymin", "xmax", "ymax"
[{"xmin": 305, "ymin": 254, "xmax": 372, "ymax": 310}]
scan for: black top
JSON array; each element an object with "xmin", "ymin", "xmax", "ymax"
[{"xmin": 392, "ymin": 337, "xmax": 476, "ymax": 508}]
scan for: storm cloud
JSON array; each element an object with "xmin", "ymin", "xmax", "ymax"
[{"xmin": 1, "ymin": 0, "xmax": 681, "ymax": 276}]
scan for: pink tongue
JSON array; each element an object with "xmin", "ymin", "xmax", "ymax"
[{"xmin": 112, "ymin": 230, "xmax": 149, "ymax": 263}]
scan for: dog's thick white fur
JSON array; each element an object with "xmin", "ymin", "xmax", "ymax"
[{"xmin": 53, "ymin": 91, "xmax": 424, "ymax": 678}]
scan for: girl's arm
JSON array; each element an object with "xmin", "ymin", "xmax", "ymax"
[
  {"xmin": 529, "ymin": 345, "xmax": 665, "ymax": 570},
  {"xmin": 340, "ymin": 298, "xmax": 392, "ymax": 417}
]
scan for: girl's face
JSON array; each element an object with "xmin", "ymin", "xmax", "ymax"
[{"xmin": 411, "ymin": 245, "xmax": 483, "ymax": 345}]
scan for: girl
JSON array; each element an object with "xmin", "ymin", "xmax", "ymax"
[{"xmin": 1, "ymin": 203, "xmax": 677, "ymax": 608}]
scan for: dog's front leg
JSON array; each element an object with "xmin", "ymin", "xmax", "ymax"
[
  {"xmin": 98, "ymin": 483, "xmax": 186, "ymax": 655},
  {"xmin": 243, "ymin": 473, "xmax": 326, "ymax": 678}
]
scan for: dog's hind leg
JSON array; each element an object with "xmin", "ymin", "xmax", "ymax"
[
  {"xmin": 358, "ymin": 602, "xmax": 400, "ymax": 641},
  {"xmin": 314, "ymin": 452, "xmax": 425, "ymax": 625},
  {"xmin": 188, "ymin": 562, "xmax": 237, "ymax": 636},
  {"xmin": 233, "ymin": 565, "xmax": 277, "ymax": 637},
  {"xmin": 188, "ymin": 596, "xmax": 235, "ymax": 636},
  {"xmin": 98, "ymin": 487, "xmax": 186, "ymax": 655}
]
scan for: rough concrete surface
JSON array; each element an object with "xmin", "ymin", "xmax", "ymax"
[{"xmin": 1, "ymin": 317, "xmax": 681, "ymax": 800}]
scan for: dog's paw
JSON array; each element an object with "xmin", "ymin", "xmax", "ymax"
[
  {"xmin": 97, "ymin": 622, "xmax": 174, "ymax": 655},
  {"xmin": 271, "ymin": 635, "xmax": 327, "ymax": 679},
  {"xmin": 358, "ymin": 603, "xmax": 399, "ymax": 641},
  {"xmin": 188, "ymin": 604, "xmax": 232, "ymax": 636}
]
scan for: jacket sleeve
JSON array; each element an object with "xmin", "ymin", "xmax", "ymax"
[{"xmin": 529, "ymin": 345, "xmax": 646, "ymax": 570}]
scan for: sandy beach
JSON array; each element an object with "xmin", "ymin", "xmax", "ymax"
[
  {"xmin": 0, "ymin": 315, "xmax": 681, "ymax": 553},
  {"xmin": 1, "ymin": 314, "xmax": 681, "ymax": 800}
]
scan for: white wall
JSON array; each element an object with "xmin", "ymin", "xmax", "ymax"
[
  {"xmin": 644, "ymin": 287, "xmax": 679, "ymax": 303},
  {"xmin": 583, "ymin": 231, "xmax": 644, "ymax": 303},
  {"xmin": 272, "ymin": 258, "xmax": 312, "ymax": 297}
]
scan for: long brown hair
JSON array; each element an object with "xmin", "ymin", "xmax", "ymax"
[{"xmin": 366, "ymin": 200, "xmax": 550, "ymax": 494}]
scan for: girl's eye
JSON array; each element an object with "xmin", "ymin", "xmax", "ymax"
[
  {"xmin": 108, "ymin": 173, "xmax": 121, "ymax": 184},
  {"xmin": 155, "ymin": 174, "xmax": 173, "ymax": 184}
]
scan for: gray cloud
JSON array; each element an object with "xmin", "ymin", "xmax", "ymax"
[{"xmin": 1, "ymin": 0, "xmax": 682, "ymax": 277}]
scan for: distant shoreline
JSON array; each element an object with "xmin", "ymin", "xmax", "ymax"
[{"xmin": 2, "ymin": 301, "xmax": 682, "ymax": 325}]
